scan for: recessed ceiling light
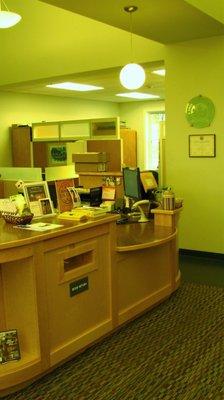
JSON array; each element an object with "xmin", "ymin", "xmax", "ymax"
[
  {"xmin": 116, "ymin": 92, "xmax": 160, "ymax": 99},
  {"xmin": 46, "ymin": 82, "xmax": 104, "ymax": 91},
  {"xmin": 151, "ymin": 69, "xmax": 166, "ymax": 76}
]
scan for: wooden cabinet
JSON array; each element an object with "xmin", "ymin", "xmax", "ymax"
[
  {"xmin": 60, "ymin": 120, "xmax": 90, "ymax": 140},
  {"xmin": 87, "ymin": 139, "xmax": 122, "ymax": 171},
  {"xmin": 86, "ymin": 130, "xmax": 137, "ymax": 172},
  {"xmin": 32, "ymin": 117, "xmax": 120, "ymax": 142},
  {"xmin": 11, "ymin": 125, "xmax": 87, "ymax": 168},
  {"xmin": 32, "ymin": 122, "xmax": 59, "ymax": 141},
  {"xmin": 11, "ymin": 123, "xmax": 137, "ymax": 170},
  {"xmin": 44, "ymin": 226, "xmax": 113, "ymax": 366},
  {"xmin": 32, "ymin": 120, "xmax": 91, "ymax": 142},
  {"xmin": 32, "ymin": 118, "xmax": 120, "ymax": 142},
  {"xmin": 11, "ymin": 125, "xmax": 32, "ymax": 167},
  {"xmin": 90, "ymin": 117, "xmax": 119, "ymax": 139},
  {"xmin": 120, "ymin": 128, "xmax": 137, "ymax": 168},
  {"xmin": 33, "ymin": 141, "xmax": 67, "ymax": 167},
  {"xmin": 0, "ymin": 216, "xmax": 117, "ymax": 393}
]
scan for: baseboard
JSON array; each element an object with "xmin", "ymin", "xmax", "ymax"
[{"xmin": 179, "ymin": 248, "xmax": 224, "ymax": 260}]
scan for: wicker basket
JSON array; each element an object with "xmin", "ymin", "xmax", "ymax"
[{"xmin": 1, "ymin": 212, "xmax": 34, "ymax": 225}]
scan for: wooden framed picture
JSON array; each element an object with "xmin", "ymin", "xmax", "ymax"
[
  {"xmin": 189, "ymin": 134, "xmax": 216, "ymax": 158},
  {"xmin": 23, "ymin": 181, "xmax": 54, "ymax": 217}
]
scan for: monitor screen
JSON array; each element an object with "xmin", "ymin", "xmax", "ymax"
[
  {"xmin": 123, "ymin": 167, "xmax": 142, "ymax": 200},
  {"xmin": 90, "ymin": 187, "xmax": 102, "ymax": 206}
]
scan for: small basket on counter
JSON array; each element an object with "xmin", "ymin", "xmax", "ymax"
[{"xmin": 1, "ymin": 212, "xmax": 34, "ymax": 225}]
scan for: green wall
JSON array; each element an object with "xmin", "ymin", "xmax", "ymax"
[
  {"xmin": 0, "ymin": 91, "xmax": 119, "ymax": 166},
  {"xmin": 166, "ymin": 35, "xmax": 224, "ymax": 253}
]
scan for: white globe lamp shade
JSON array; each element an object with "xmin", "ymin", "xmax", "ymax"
[
  {"xmin": 119, "ymin": 63, "xmax": 146, "ymax": 90},
  {"xmin": 0, "ymin": 11, "xmax": 21, "ymax": 28}
]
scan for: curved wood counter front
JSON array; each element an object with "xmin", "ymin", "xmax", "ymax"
[
  {"xmin": 116, "ymin": 222, "xmax": 180, "ymax": 326},
  {"xmin": 117, "ymin": 222, "xmax": 177, "ymax": 251},
  {"xmin": 0, "ymin": 213, "xmax": 180, "ymax": 396}
]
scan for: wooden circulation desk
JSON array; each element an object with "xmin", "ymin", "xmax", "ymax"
[{"xmin": 0, "ymin": 209, "xmax": 181, "ymax": 395}]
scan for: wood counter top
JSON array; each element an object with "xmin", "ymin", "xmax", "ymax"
[
  {"xmin": 0, "ymin": 214, "xmax": 118, "ymax": 250},
  {"xmin": 0, "ymin": 214, "xmax": 177, "ymax": 253},
  {"xmin": 116, "ymin": 221, "xmax": 176, "ymax": 252}
]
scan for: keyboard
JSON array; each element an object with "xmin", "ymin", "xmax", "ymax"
[{"xmin": 116, "ymin": 217, "xmax": 129, "ymax": 225}]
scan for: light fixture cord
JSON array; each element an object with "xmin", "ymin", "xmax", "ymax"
[
  {"xmin": 130, "ymin": 11, "xmax": 134, "ymax": 63},
  {"xmin": 1, "ymin": 0, "xmax": 9, "ymax": 11}
]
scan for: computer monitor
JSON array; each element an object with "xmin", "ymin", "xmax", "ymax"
[
  {"xmin": 122, "ymin": 167, "xmax": 142, "ymax": 200},
  {"xmin": 123, "ymin": 167, "xmax": 158, "ymax": 201}
]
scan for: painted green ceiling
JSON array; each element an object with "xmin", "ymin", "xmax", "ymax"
[
  {"xmin": 41, "ymin": 0, "xmax": 224, "ymax": 43},
  {"xmin": 0, "ymin": 0, "xmax": 164, "ymax": 87},
  {"xmin": 0, "ymin": 0, "xmax": 223, "ymax": 101},
  {"xmin": 185, "ymin": 0, "xmax": 224, "ymax": 23}
]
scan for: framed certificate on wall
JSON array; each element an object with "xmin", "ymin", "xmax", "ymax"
[{"xmin": 189, "ymin": 134, "xmax": 216, "ymax": 158}]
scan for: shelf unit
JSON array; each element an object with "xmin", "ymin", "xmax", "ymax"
[
  {"xmin": 32, "ymin": 120, "xmax": 91, "ymax": 141},
  {"xmin": 32, "ymin": 117, "xmax": 120, "ymax": 142},
  {"xmin": 11, "ymin": 121, "xmax": 137, "ymax": 170},
  {"xmin": 0, "ymin": 245, "xmax": 42, "ymax": 391},
  {"xmin": 90, "ymin": 117, "xmax": 120, "ymax": 139}
]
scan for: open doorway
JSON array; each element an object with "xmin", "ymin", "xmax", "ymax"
[{"xmin": 145, "ymin": 112, "xmax": 165, "ymax": 186}]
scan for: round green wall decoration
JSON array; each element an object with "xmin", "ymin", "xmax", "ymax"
[{"xmin": 185, "ymin": 95, "xmax": 215, "ymax": 128}]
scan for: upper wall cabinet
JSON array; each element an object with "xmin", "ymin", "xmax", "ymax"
[
  {"xmin": 32, "ymin": 120, "xmax": 91, "ymax": 141},
  {"xmin": 32, "ymin": 118, "xmax": 121, "ymax": 141},
  {"xmin": 32, "ymin": 123, "xmax": 60, "ymax": 141},
  {"xmin": 90, "ymin": 117, "xmax": 120, "ymax": 139},
  {"xmin": 60, "ymin": 120, "xmax": 90, "ymax": 140}
]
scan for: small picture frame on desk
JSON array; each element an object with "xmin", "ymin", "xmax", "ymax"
[
  {"xmin": 39, "ymin": 198, "xmax": 54, "ymax": 215},
  {"xmin": 23, "ymin": 181, "xmax": 55, "ymax": 217},
  {"xmin": 189, "ymin": 134, "xmax": 216, "ymax": 158}
]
